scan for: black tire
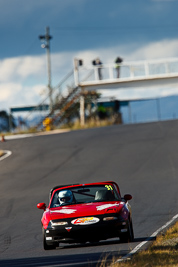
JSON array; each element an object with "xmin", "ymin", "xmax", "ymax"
[
  {"xmin": 130, "ymin": 219, "xmax": 134, "ymax": 241},
  {"xmin": 42, "ymin": 228, "xmax": 56, "ymax": 250},
  {"xmin": 120, "ymin": 219, "xmax": 134, "ymax": 243}
]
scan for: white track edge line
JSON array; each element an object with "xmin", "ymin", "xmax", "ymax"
[
  {"xmin": 116, "ymin": 213, "xmax": 178, "ymax": 263},
  {"xmin": 0, "ymin": 150, "xmax": 12, "ymax": 161}
]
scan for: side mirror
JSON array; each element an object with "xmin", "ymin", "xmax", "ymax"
[
  {"xmin": 124, "ymin": 194, "xmax": 132, "ymax": 201},
  {"xmin": 37, "ymin": 202, "xmax": 46, "ymax": 210}
]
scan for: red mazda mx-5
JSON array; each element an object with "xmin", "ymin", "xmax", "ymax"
[{"xmin": 37, "ymin": 181, "xmax": 134, "ymax": 250}]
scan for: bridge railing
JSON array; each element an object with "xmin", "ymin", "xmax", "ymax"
[{"xmin": 77, "ymin": 58, "xmax": 178, "ymax": 83}]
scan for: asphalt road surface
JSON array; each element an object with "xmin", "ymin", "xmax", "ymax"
[{"xmin": 0, "ymin": 121, "xmax": 178, "ymax": 266}]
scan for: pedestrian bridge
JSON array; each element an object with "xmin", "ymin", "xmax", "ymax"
[
  {"xmin": 20, "ymin": 57, "xmax": 178, "ymax": 129},
  {"xmin": 76, "ymin": 57, "xmax": 178, "ymax": 92}
]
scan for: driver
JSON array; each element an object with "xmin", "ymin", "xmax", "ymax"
[{"xmin": 58, "ymin": 190, "xmax": 74, "ymax": 205}]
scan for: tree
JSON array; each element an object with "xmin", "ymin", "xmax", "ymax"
[{"xmin": 0, "ymin": 110, "xmax": 16, "ymax": 132}]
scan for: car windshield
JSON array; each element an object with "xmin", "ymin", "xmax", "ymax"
[{"xmin": 50, "ymin": 184, "xmax": 120, "ymax": 208}]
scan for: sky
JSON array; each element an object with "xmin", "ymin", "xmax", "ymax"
[{"xmin": 1, "ymin": 0, "xmax": 178, "ymax": 114}]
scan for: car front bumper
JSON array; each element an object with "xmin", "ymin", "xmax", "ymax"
[{"xmin": 44, "ymin": 214, "xmax": 129, "ymax": 244}]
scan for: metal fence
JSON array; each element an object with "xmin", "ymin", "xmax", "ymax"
[{"xmin": 121, "ymin": 96, "xmax": 178, "ymax": 124}]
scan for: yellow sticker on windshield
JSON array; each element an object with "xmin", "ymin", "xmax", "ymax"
[{"xmin": 105, "ymin": 185, "xmax": 113, "ymax": 190}]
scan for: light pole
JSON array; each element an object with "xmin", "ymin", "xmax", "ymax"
[
  {"xmin": 39, "ymin": 27, "xmax": 53, "ymax": 112},
  {"xmin": 73, "ymin": 58, "xmax": 85, "ymax": 126}
]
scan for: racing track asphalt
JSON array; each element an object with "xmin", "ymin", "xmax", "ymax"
[{"xmin": 0, "ymin": 120, "xmax": 178, "ymax": 266}]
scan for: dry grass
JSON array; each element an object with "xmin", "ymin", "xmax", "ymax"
[
  {"xmin": 3, "ymin": 118, "xmax": 114, "ymax": 136},
  {"xmin": 112, "ymin": 221, "xmax": 178, "ymax": 267},
  {"xmin": 61, "ymin": 118, "xmax": 114, "ymax": 130},
  {"xmin": 2, "ymin": 127, "xmax": 39, "ymax": 136}
]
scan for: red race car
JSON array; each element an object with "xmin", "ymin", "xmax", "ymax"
[{"xmin": 37, "ymin": 181, "xmax": 134, "ymax": 250}]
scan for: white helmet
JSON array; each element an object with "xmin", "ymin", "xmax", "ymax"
[{"xmin": 58, "ymin": 190, "xmax": 73, "ymax": 205}]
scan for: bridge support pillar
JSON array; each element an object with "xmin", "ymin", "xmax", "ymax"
[{"xmin": 80, "ymin": 93, "xmax": 85, "ymax": 126}]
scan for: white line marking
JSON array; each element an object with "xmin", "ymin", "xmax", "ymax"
[
  {"xmin": 20, "ymin": 261, "xmax": 99, "ymax": 267},
  {"xmin": 0, "ymin": 150, "xmax": 12, "ymax": 161},
  {"xmin": 4, "ymin": 129, "xmax": 70, "ymax": 140},
  {"xmin": 116, "ymin": 213, "xmax": 178, "ymax": 262},
  {"xmin": 5, "ymin": 134, "xmax": 35, "ymax": 140}
]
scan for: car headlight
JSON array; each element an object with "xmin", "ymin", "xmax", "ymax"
[
  {"xmin": 103, "ymin": 216, "xmax": 118, "ymax": 221},
  {"xmin": 51, "ymin": 221, "xmax": 68, "ymax": 226}
]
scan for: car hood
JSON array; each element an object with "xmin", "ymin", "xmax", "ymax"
[{"xmin": 49, "ymin": 201, "xmax": 125, "ymax": 220}]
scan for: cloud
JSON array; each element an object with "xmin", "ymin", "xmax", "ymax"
[
  {"xmin": 126, "ymin": 39, "xmax": 178, "ymax": 60},
  {"xmin": 0, "ymin": 83, "xmax": 21, "ymax": 101},
  {"xmin": 0, "ymin": 82, "xmax": 45, "ymax": 111},
  {"xmin": 0, "ymin": 55, "xmax": 46, "ymax": 82}
]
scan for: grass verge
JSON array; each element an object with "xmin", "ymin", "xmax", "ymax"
[
  {"xmin": 109, "ymin": 221, "xmax": 178, "ymax": 267},
  {"xmin": 60, "ymin": 118, "xmax": 114, "ymax": 130},
  {"xmin": 2, "ymin": 118, "xmax": 115, "ymax": 136}
]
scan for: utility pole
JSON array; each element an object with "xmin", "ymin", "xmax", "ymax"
[
  {"xmin": 73, "ymin": 58, "xmax": 85, "ymax": 126},
  {"xmin": 39, "ymin": 27, "xmax": 53, "ymax": 112}
]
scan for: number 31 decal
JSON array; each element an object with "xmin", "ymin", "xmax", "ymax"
[{"xmin": 105, "ymin": 185, "xmax": 113, "ymax": 190}]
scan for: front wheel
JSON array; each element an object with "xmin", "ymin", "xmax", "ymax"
[
  {"xmin": 42, "ymin": 228, "xmax": 56, "ymax": 250},
  {"xmin": 119, "ymin": 219, "xmax": 134, "ymax": 243}
]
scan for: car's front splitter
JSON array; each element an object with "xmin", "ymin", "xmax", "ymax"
[{"xmin": 44, "ymin": 214, "xmax": 129, "ymax": 244}]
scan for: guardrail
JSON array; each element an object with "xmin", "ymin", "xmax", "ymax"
[{"xmin": 77, "ymin": 57, "xmax": 178, "ymax": 83}]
